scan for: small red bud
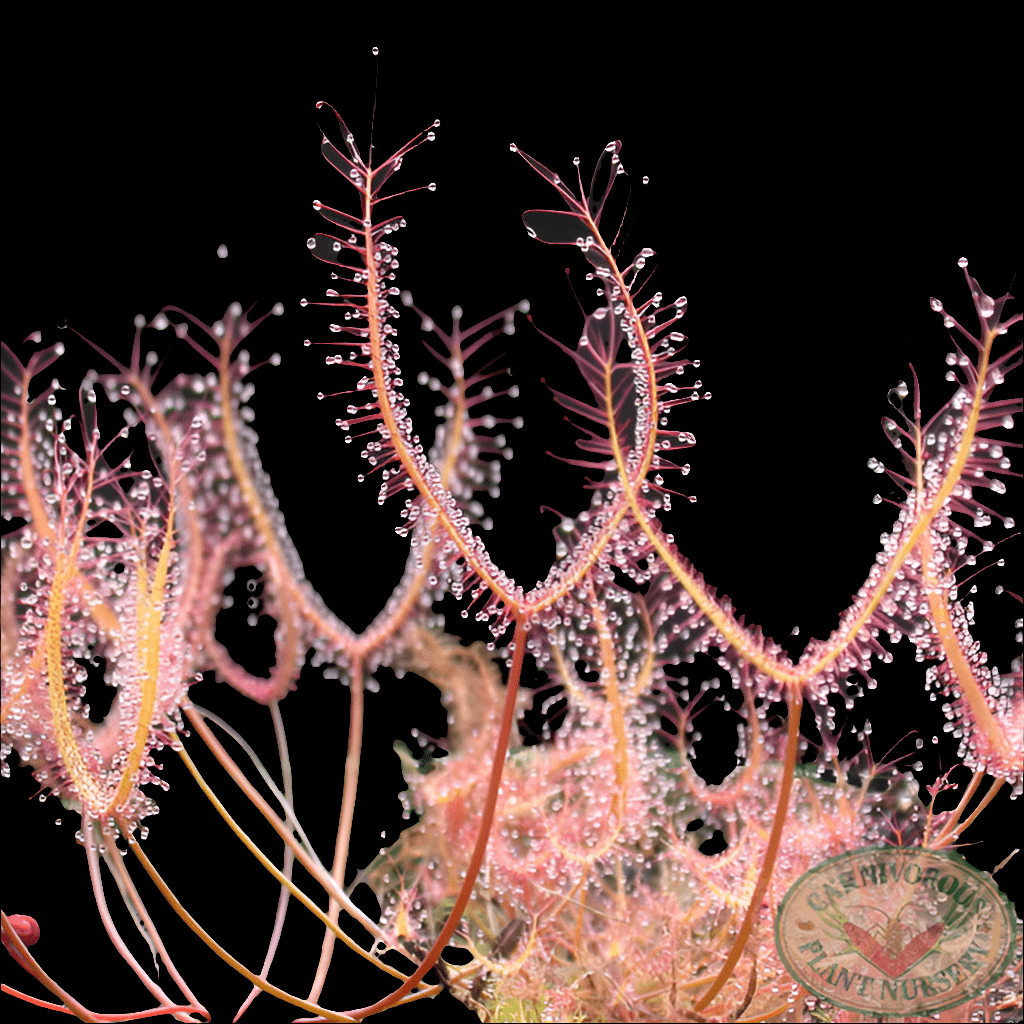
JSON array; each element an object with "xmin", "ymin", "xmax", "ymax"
[{"xmin": 3, "ymin": 914, "xmax": 40, "ymax": 953}]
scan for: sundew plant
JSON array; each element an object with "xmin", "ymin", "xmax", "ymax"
[{"xmin": 3, "ymin": 72, "xmax": 1022, "ymax": 1023}]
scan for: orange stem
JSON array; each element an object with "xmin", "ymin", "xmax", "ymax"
[{"xmin": 307, "ymin": 658, "xmax": 365, "ymax": 1002}]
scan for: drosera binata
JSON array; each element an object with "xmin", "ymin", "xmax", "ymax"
[{"xmin": 2, "ymin": 51, "xmax": 1021, "ymax": 1024}]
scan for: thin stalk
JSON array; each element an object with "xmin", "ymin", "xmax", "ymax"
[
  {"xmin": 2, "ymin": 911, "xmax": 101, "ymax": 1021},
  {"xmin": 126, "ymin": 841, "xmax": 435, "ymax": 1023},
  {"xmin": 173, "ymin": 743, "xmax": 417, "ymax": 983},
  {"xmin": 307, "ymin": 658, "xmax": 365, "ymax": 1003},
  {"xmin": 0, "ymin": 987, "xmax": 201, "ymax": 1021},
  {"xmin": 186, "ymin": 703, "xmax": 322, "ymax": 866},
  {"xmin": 694, "ymin": 690, "xmax": 803, "ymax": 1013},
  {"xmin": 342, "ymin": 617, "xmax": 528, "ymax": 1020},
  {"xmin": 83, "ymin": 821, "xmax": 195, "ymax": 1022},
  {"xmin": 97, "ymin": 831, "xmax": 207, "ymax": 1020},
  {"xmin": 933, "ymin": 777, "xmax": 1006, "ymax": 848},
  {"xmin": 182, "ymin": 705, "xmax": 386, "ymax": 943},
  {"xmin": 925, "ymin": 769, "xmax": 983, "ymax": 847},
  {"xmin": 235, "ymin": 701, "xmax": 297, "ymax": 1020}
]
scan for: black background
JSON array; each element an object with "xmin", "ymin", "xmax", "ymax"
[{"xmin": 5, "ymin": 30, "xmax": 1019, "ymax": 1023}]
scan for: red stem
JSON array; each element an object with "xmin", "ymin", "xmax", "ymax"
[
  {"xmin": 342, "ymin": 618, "xmax": 527, "ymax": 1020},
  {"xmin": 694, "ymin": 688, "xmax": 803, "ymax": 1013}
]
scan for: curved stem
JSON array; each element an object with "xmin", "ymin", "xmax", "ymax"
[
  {"xmin": 932, "ymin": 777, "xmax": 1006, "ymax": 849},
  {"xmin": 342, "ymin": 617, "xmax": 527, "ymax": 1020},
  {"xmin": 0, "ymin": 986, "xmax": 202, "ymax": 1021},
  {"xmin": 182, "ymin": 706, "xmax": 385, "ymax": 944},
  {"xmin": 1, "ymin": 911, "xmax": 101, "ymax": 1021},
  {"xmin": 307, "ymin": 659, "xmax": 365, "ymax": 1003},
  {"xmin": 920, "ymin": 527, "xmax": 1015, "ymax": 768},
  {"xmin": 618, "ymin": 317, "xmax": 1002, "ymax": 695},
  {"xmin": 235, "ymin": 701, "xmax": 297, "ymax": 1020},
  {"xmin": 83, "ymin": 820, "xmax": 198, "ymax": 1023},
  {"xmin": 694, "ymin": 689, "xmax": 802, "ymax": 1013},
  {"xmin": 358, "ymin": 181, "xmax": 652, "ymax": 622},
  {"xmin": 98, "ymin": 831, "xmax": 208, "ymax": 1021},
  {"xmin": 172, "ymin": 744, "xmax": 411, "ymax": 982},
  {"xmin": 125, "ymin": 842, "xmax": 414, "ymax": 1024}
]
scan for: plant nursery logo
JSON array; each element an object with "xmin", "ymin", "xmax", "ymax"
[{"xmin": 775, "ymin": 846, "xmax": 1016, "ymax": 1016}]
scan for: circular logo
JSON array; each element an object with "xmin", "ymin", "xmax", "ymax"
[{"xmin": 775, "ymin": 846, "xmax": 1017, "ymax": 1017}]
